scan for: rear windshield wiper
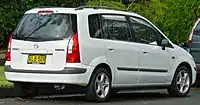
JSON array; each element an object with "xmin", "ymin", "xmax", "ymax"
[{"xmin": 24, "ymin": 16, "xmax": 52, "ymax": 40}]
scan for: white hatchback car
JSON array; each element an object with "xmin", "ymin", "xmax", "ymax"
[{"xmin": 4, "ymin": 6, "xmax": 196, "ymax": 102}]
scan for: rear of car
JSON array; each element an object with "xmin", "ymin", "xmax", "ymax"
[
  {"xmin": 4, "ymin": 6, "xmax": 197, "ymax": 102},
  {"xmin": 4, "ymin": 8, "xmax": 92, "ymax": 88},
  {"xmin": 187, "ymin": 19, "xmax": 200, "ymax": 85}
]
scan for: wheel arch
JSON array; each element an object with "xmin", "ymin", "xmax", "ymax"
[
  {"xmin": 170, "ymin": 56, "xmax": 194, "ymax": 84},
  {"xmin": 93, "ymin": 63, "xmax": 112, "ymax": 79},
  {"xmin": 176, "ymin": 62, "xmax": 192, "ymax": 80},
  {"xmin": 87, "ymin": 56, "xmax": 115, "ymax": 85}
]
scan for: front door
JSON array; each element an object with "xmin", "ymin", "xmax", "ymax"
[{"xmin": 129, "ymin": 16, "xmax": 174, "ymax": 84}]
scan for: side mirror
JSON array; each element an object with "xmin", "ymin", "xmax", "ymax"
[{"xmin": 161, "ymin": 39, "xmax": 169, "ymax": 50}]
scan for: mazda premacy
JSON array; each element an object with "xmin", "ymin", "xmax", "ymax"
[{"xmin": 4, "ymin": 6, "xmax": 196, "ymax": 102}]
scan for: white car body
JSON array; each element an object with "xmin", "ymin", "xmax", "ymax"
[{"xmin": 4, "ymin": 7, "xmax": 196, "ymax": 95}]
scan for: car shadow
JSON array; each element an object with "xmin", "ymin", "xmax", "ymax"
[{"xmin": 16, "ymin": 90, "xmax": 192, "ymax": 104}]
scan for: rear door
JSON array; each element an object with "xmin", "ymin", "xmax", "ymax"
[
  {"xmin": 11, "ymin": 13, "xmax": 77, "ymax": 71},
  {"xmin": 188, "ymin": 19, "xmax": 200, "ymax": 67},
  {"xmin": 100, "ymin": 14, "xmax": 140, "ymax": 85}
]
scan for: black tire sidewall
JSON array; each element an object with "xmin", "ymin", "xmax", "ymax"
[
  {"xmin": 169, "ymin": 66, "xmax": 192, "ymax": 97},
  {"xmin": 86, "ymin": 68, "xmax": 111, "ymax": 102}
]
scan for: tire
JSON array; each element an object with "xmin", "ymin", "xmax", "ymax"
[
  {"xmin": 85, "ymin": 68, "xmax": 111, "ymax": 102},
  {"xmin": 14, "ymin": 83, "xmax": 38, "ymax": 99},
  {"xmin": 167, "ymin": 66, "xmax": 192, "ymax": 97}
]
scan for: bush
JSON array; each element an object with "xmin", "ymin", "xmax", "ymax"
[
  {"xmin": 86, "ymin": 0, "xmax": 200, "ymax": 44},
  {"xmin": 0, "ymin": 0, "xmax": 80, "ymax": 49},
  {"xmin": 1, "ymin": 0, "xmax": 200, "ymax": 47}
]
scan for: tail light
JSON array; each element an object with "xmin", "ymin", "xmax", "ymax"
[
  {"xmin": 6, "ymin": 33, "xmax": 13, "ymax": 61},
  {"xmin": 66, "ymin": 32, "xmax": 80, "ymax": 63},
  {"xmin": 196, "ymin": 70, "xmax": 200, "ymax": 73}
]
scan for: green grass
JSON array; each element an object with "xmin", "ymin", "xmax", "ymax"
[{"xmin": 0, "ymin": 66, "xmax": 13, "ymax": 87}]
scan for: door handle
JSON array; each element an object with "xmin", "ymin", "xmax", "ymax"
[
  {"xmin": 108, "ymin": 48, "xmax": 114, "ymax": 51},
  {"xmin": 142, "ymin": 51, "xmax": 148, "ymax": 54}
]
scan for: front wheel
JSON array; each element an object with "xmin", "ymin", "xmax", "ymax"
[
  {"xmin": 85, "ymin": 68, "xmax": 111, "ymax": 102},
  {"xmin": 168, "ymin": 66, "xmax": 192, "ymax": 97}
]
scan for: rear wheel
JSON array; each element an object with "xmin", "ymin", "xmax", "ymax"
[
  {"xmin": 168, "ymin": 66, "xmax": 192, "ymax": 97},
  {"xmin": 85, "ymin": 68, "xmax": 111, "ymax": 102},
  {"xmin": 14, "ymin": 83, "xmax": 38, "ymax": 99}
]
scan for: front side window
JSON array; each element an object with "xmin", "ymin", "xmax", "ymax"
[
  {"xmin": 101, "ymin": 15, "xmax": 131, "ymax": 41},
  {"xmin": 130, "ymin": 17, "xmax": 159, "ymax": 45}
]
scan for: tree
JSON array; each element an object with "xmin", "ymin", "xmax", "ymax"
[
  {"xmin": 0, "ymin": 0, "xmax": 77, "ymax": 49},
  {"xmin": 86, "ymin": 0, "xmax": 126, "ymax": 8},
  {"xmin": 160, "ymin": 0, "xmax": 200, "ymax": 44}
]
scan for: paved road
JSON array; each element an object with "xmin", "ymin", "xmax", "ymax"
[{"xmin": 1, "ymin": 89, "xmax": 200, "ymax": 105}]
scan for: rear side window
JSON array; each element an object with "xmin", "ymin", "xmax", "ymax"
[
  {"xmin": 13, "ymin": 14, "xmax": 77, "ymax": 42},
  {"xmin": 88, "ymin": 14, "xmax": 101, "ymax": 38},
  {"xmin": 101, "ymin": 15, "xmax": 131, "ymax": 41}
]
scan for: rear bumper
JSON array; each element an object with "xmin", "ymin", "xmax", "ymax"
[
  {"xmin": 4, "ymin": 66, "xmax": 87, "ymax": 74},
  {"xmin": 4, "ymin": 65, "xmax": 94, "ymax": 86}
]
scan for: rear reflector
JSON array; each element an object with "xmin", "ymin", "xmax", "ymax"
[
  {"xmin": 6, "ymin": 33, "xmax": 13, "ymax": 61},
  {"xmin": 66, "ymin": 32, "xmax": 80, "ymax": 63},
  {"xmin": 196, "ymin": 70, "xmax": 200, "ymax": 73}
]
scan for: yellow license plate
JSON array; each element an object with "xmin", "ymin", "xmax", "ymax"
[{"xmin": 27, "ymin": 55, "xmax": 46, "ymax": 64}]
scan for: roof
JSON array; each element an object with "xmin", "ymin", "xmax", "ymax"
[{"xmin": 25, "ymin": 6, "xmax": 144, "ymax": 19}]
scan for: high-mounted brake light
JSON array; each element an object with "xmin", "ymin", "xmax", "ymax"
[
  {"xmin": 66, "ymin": 32, "xmax": 80, "ymax": 63},
  {"xmin": 6, "ymin": 33, "xmax": 13, "ymax": 61},
  {"xmin": 38, "ymin": 10, "xmax": 53, "ymax": 13}
]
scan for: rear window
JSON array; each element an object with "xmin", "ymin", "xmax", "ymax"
[
  {"xmin": 13, "ymin": 13, "xmax": 77, "ymax": 42},
  {"xmin": 193, "ymin": 22, "xmax": 200, "ymax": 42}
]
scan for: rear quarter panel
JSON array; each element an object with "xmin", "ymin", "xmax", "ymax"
[{"xmin": 77, "ymin": 12, "xmax": 116, "ymax": 83}]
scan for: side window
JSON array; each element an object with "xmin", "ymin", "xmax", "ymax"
[
  {"xmin": 130, "ymin": 17, "xmax": 159, "ymax": 45},
  {"xmin": 88, "ymin": 14, "xmax": 101, "ymax": 38},
  {"xmin": 101, "ymin": 15, "xmax": 131, "ymax": 41}
]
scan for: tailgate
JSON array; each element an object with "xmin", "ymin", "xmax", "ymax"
[{"xmin": 10, "ymin": 39, "xmax": 68, "ymax": 71}]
